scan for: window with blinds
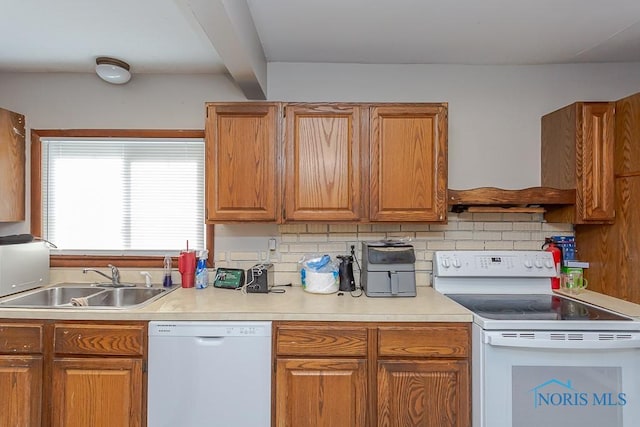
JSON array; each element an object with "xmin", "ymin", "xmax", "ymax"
[{"xmin": 41, "ymin": 137, "xmax": 205, "ymax": 255}]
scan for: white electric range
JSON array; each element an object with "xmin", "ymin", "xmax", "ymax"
[{"xmin": 433, "ymin": 250, "xmax": 640, "ymax": 427}]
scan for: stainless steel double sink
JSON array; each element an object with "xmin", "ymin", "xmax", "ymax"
[{"xmin": 0, "ymin": 283, "xmax": 177, "ymax": 309}]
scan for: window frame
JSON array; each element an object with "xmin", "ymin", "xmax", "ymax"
[{"xmin": 31, "ymin": 129, "xmax": 214, "ymax": 268}]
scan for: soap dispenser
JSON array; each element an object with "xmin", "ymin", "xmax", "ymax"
[{"xmin": 163, "ymin": 255, "xmax": 173, "ymax": 288}]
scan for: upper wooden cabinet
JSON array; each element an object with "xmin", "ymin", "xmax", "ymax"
[
  {"xmin": 205, "ymin": 102, "xmax": 448, "ymax": 223},
  {"xmin": 284, "ymin": 104, "xmax": 363, "ymax": 221},
  {"xmin": 0, "ymin": 107, "xmax": 26, "ymax": 222},
  {"xmin": 370, "ymin": 104, "xmax": 448, "ymax": 222},
  {"xmin": 541, "ymin": 102, "xmax": 615, "ymax": 224},
  {"xmin": 205, "ymin": 103, "xmax": 281, "ymax": 222}
]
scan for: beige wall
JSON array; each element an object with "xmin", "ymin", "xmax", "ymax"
[{"xmin": 268, "ymin": 62, "xmax": 640, "ymax": 189}]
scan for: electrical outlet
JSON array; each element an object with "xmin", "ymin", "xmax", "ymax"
[
  {"xmin": 348, "ymin": 242, "xmax": 359, "ymax": 256},
  {"xmin": 268, "ymin": 238, "xmax": 277, "ymax": 251}
]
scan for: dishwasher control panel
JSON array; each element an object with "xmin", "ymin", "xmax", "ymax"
[{"xmin": 148, "ymin": 321, "xmax": 272, "ymax": 337}]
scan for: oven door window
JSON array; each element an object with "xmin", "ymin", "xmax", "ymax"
[{"xmin": 479, "ymin": 328, "xmax": 640, "ymax": 427}]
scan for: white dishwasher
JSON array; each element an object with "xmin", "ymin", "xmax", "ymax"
[{"xmin": 147, "ymin": 321, "xmax": 272, "ymax": 427}]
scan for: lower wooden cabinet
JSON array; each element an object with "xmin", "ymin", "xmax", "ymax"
[
  {"xmin": 275, "ymin": 358, "xmax": 368, "ymax": 427},
  {"xmin": 52, "ymin": 357, "xmax": 143, "ymax": 427},
  {"xmin": 0, "ymin": 355, "xmax": 42, "ymax": 427},
  {"xmin": 377, "ymin": 359, "xmax": 469, "ymax": 427},
  {"xmin": 0, "ymin": 321, "xmax": 44, "ymax": 427},
  {"xmin": 51, "ymin": 322, "xmax": 146, "ymax": 427},
  {"xmin": 273, "ymin": 322, "xmax": 471, "ymax": 427},
  {"xmin": 0, "ymin": 319, "xmax": 146, "ymax": 427}
]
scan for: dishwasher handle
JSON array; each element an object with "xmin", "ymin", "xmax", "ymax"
[
  {"xmin": 195, "ymin": 336, "xmax": 225, "ymax": 345},
  {"xmin": 486, "ymin": 334, "xmax": 640, "ymax": 350}
]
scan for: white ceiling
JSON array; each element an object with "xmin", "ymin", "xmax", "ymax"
[{"xmin": 2, "ymin": 0, "xmax": 640, "ymax": 99}]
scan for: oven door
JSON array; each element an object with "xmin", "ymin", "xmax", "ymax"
[{"xmin": 474, "ymin": 324, "xmax": 640, "ymax": 427}]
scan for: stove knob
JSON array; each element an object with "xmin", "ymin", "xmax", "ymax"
[
  {"xmin": 452, "ymin": 258, "xmax": 462, "ymax": 268},
  {"xmin": 534, "ymin": 259, "xmax": 544, "ymax": 268},
  {"xmin": 544, "ymin": 259, "xmax": 554, "ymax": 269},
  {"xmin": 441, "ymin": 258, "xmax": 451, "ymax": 268},
  {"xmin": 523, "ymin": 259, "xmax": 533, "ymax": 268}
]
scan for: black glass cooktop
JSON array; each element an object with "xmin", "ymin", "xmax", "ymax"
[{"xmin": 447, "ymin": 294, "xmax": 632, "ymax": 321}]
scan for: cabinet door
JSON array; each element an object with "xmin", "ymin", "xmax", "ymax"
[
  {"xmin": 51, "ymin": 357, "xmax": 143, "ymax": 427},
  {"xmin": 578, "ymin": 103, "xmax": 615, "ymax": 221},
  {"xmin": 370, "ymin": 104, "xmax": 447, "ymax": 222},
  {"xmin": 284, "ymin": 104, "xmax": 363, "ymax": 221},
  {"xmin": 0, "ymin": 107, "xmax": 26, "ymax": 222},
  {"xmin": 541, "ymin": 102, "xmax": 615, "ymax": 223},
  {"xmin": 0, "ymin": 356, "xmax": 42, "ymax": 427},
  {"xmin": 275, "ymin": 358, "xmax": 367, "ymax": 427},
  {"xmin": 377, "ymin": 359, "xmax": 470, "ymax": 427},
  {"xmin": 205, "ymin": 103, "xmax": 281, "ymax": 222}
]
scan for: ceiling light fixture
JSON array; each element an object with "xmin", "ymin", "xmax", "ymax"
[{"xmin": 95, "ymin": 56, "xmax": 131, "ymax": 84}]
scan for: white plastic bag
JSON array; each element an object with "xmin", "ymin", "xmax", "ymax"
[{"xmin": 299, "ymin": 254, "xmax": 339, "ymax": 294}]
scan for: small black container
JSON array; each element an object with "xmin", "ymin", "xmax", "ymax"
[{"xmin": 337, "ymin": 255, "xmax": 356, "ymax": 292}]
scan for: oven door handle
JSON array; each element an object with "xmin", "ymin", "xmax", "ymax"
[{"xmin": 486, "ymin": 335, "xmax": 640, "ymax": 350}]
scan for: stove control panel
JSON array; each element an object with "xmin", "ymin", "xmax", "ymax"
[{"xmin": 434, "ymin": 251, "xmax": 556, "ymax": 278}]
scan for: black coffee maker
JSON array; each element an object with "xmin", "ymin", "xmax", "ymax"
[{"xmin": 337, "ymin": 255, "xmax": 356, "ymax": 291}]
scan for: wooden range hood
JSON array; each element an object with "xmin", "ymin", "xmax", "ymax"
[{"xmin": 448, "ymin": 187, "xmax": 576, "ymax": 213}]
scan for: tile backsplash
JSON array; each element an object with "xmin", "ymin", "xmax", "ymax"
[{"xmin": 215, "ymin": 212, "xmax": 574, "ymax": 287}]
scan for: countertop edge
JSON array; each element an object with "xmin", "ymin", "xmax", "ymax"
[{"xmin": 0, "ymin": 309, "xmax": 473, "ymax": 322}]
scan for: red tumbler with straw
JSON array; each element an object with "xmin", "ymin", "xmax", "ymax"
[{"xmin": 178, "ymin": 240, "xmax": 196, "ymax": 288}]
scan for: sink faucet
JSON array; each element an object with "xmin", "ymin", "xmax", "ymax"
[{"xmin": 82, "ymin": 264, "xmax": 121, "ymax": 286}]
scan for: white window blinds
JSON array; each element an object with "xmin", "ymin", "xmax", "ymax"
[{"xmin": 41, "ymin": 137, "xmax": 205, "ymax": 255}]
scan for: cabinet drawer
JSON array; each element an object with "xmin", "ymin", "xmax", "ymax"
[
  {"xmin": 54, "ymin": 323, "xmax": 145, "ymax": 356},
  {"xmin": 378, "ymin": 324, "xmax": 469, "ymax": 358},
  {"xmin": 276, "ymin": 325, "xmax": 368, "ymax": 357},
  {"xmin": 0, "ymin": 322, "xmax": 43, "ymax": 354}
]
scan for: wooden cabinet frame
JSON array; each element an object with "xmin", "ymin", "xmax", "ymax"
[
  {"xmin": 369, "ymin": 104, "xmax": 448, "ymax": 222},
  {"xmin": 284, "ymin": 103, "xmax": 365, "ymax": 221},
  {"xmin": 206, "ymin": 102, "xmax": 448, "ymax": 223},
  {"xmin": 205, "ymin": 103, "xmax": 282, "ymax": 222},
  {"xmin": 542, "ymin": 102, "xmax": 615, "ymax": 223},
  {"xmin": 273, "ymin": 321, "xmax": 470, "ymax": 427},
  {"xmin": 0, "ymin": 319, "xmax": 146, "ymax": 427}
]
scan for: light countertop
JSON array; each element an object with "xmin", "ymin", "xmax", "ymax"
[
  {"xmin": 553, "ymin": 288, "xmax": 640, "ymax": 318},
  {"xmin": 5, "ymin": 283, "xmax": 639, "ymax": 323},
  {"xmin": 0, "ymin": 285, "xmax": 473, "ymax": 322}
]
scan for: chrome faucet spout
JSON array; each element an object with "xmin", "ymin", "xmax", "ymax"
[
  {"xmin": 82, "ymin": 264, "xmax": 121, "ymax": 286},
  {"xmin": 108, "ymin": 264, "xmax": 121, "ymax": 286}
]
